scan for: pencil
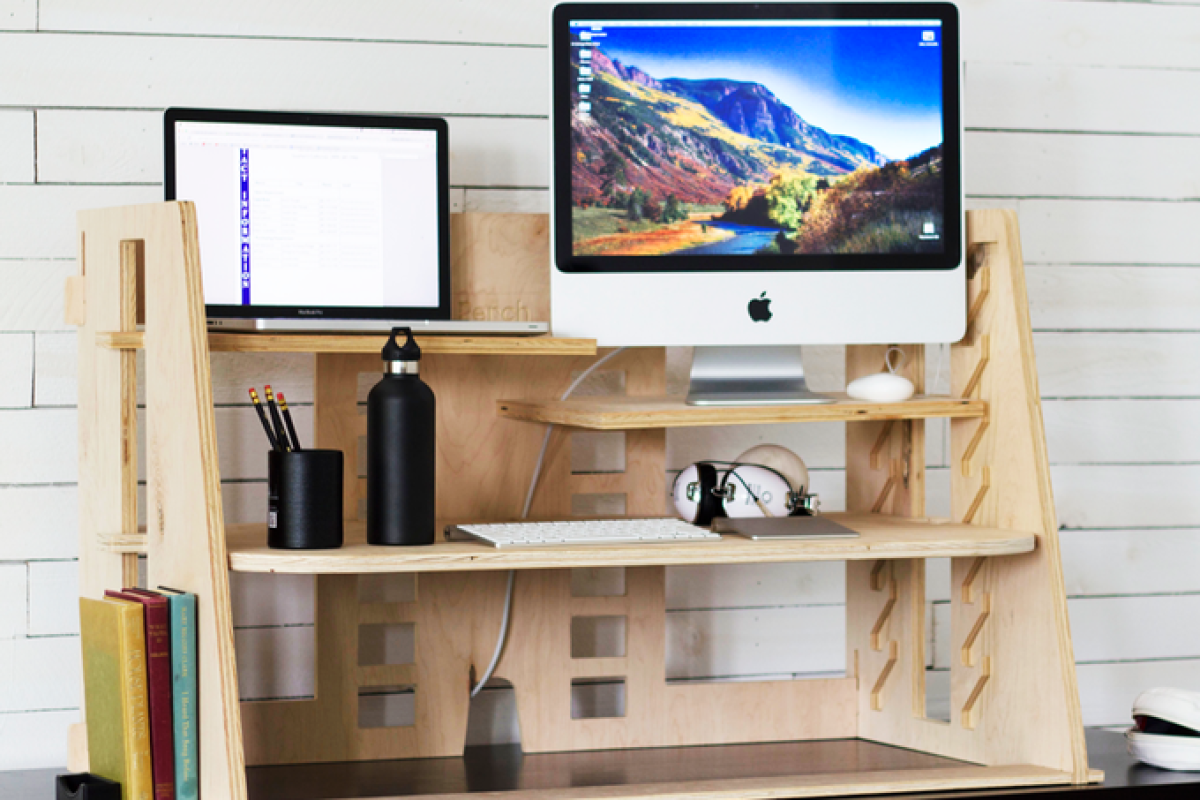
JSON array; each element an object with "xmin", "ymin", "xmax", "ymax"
[
  {"xmin": 277, "ymin": 391, "xmax": 302, "ymax": 451},
  {"xmin": 249, "ymin": 388, "xmax": 280, "ymax": 451},
  {"xmin": 264, "ymin": 385, "xmax": 291, "ymax": 451}
]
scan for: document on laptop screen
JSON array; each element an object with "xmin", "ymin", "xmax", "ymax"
[{"xmin": 173, "ymin": 121, "xmax": 440, "ymax": 310}]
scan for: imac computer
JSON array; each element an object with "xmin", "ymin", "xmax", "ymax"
[{"xmin": 550, "ymin": 2, "xmax": 965, "ymax": 404}]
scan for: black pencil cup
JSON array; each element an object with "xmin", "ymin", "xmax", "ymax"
[
  {"xmin": 56, "ymin": 773, "xmax": 120, "ymax": 800},
  {"xmin": 268, "ymin": 449, "xmax": 344, "ymax": 550}
]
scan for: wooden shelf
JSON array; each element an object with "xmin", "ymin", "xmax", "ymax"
[
  {"xmin": 496, "ymin": 394, "xmax": 986, "ymax": 429},
  {"xmin": 244, "ymin": 740, "xmax": 1074, "ymax": 800},
  {"xmin": 73, "ymin": 206, "xmax": 1091, "ymax": 794},
  {"xmin": 96, "ymin": 330, "xmax": 597, "ymax": 356},
  {"xmin": 225, "ymin": 513, "xmax": 1035, "ymax": 574}
]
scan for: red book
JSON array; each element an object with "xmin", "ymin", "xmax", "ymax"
[{"xmin": 107, "ymin": 589, "xmax": 177, "ymax": 800}]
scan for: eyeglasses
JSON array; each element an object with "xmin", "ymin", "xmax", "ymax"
[{"xmin": 672, "ymin": 460, "xmax": 818, "ymax": 526}]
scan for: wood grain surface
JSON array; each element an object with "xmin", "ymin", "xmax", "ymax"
[
  {"xmin": 95, "ymin": 330, "xmax": 596, "ymax": 355},
  {"xmin": 224, "ymin": 515, "xmax": 1035, "ymax": 574},
  {"xmin": 497, "ymin": 395, "xmax": 985, "ymax": 429}
]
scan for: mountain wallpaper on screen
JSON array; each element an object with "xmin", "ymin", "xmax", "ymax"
[{"xmin": 571, "ymin": 48, "xmax": 944, "ymax": 257}]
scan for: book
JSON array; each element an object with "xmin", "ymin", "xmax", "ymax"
[
  {"xmin": 79, "ymin": 597, "xmax": 155, "ymax": 800},
  {"xmin": 109, "ymin": 590, "xmax": 177, "ymax": 800},
  {"xmin": 156, "ymin": 587, "xmax": 199, "ymax": 800}
]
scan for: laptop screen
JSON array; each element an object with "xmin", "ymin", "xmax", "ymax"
[{"xmin": 166, "ymin": 110, "xmax": 450, "ymax": 320}]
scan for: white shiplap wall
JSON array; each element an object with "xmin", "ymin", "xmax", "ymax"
[{"xmin": 3, "ymin": 0, "xmax": 1200, "ymax": 770}]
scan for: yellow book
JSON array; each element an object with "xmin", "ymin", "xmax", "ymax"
[{"xmin": 80, "ymin": 597, "xmax": 155, "ymax": 800}]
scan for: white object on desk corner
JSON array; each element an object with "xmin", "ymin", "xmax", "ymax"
[
  {"xmin": 846, "ymin": 346, "xmax": 915, "ymax": 403},
  {"xmin": 1126, "ymin": 686, "xmax": 1200, "ymax": 771},
  {"xmin": 1126, "ymin": 729, "xmax": 1200, "ymax": 771},
  {"xmin": 1134, "ymin": 687, "xmax": 1200, "ymax": 731}
]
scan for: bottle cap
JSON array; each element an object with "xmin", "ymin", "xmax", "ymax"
[{"xmin": 382, "ymin": 327, "xmax": 421, "ymax": 363}]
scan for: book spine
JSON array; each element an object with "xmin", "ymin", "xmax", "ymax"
[
  {"xmin": 80, "ymin": 599, "xmax": 129, "ymax": 789},
  {"xmin": 119, "ymin": 605, "xmax": 155, "ymax": 800},
  {"xmin": 171, "ymin": 594, "xmax": 199, "ymax": 800},
  {"xmin": 143, "ymin": 601, "xmax": 177, "ymax": 800}
]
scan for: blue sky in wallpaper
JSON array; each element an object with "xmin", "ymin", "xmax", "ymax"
[{"xmin": 585, "ymin": 22, "xmax": 944, "ymax": 160}]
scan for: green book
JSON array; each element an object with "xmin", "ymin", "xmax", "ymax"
[{"xmin": 157, "ymin": 588, "xmax": 198, "ymax": 800}]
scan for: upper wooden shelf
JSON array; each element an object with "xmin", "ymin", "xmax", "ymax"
[
  {"xmin": 224, "ymin": 513, "xmax": 1035, "ymax": 574},
  {"xmin": 496, "ymin": 394, "xmax": 986, "ymax": 429},
  {"xmin": 96, "ymin": 331, "xmax": 597, "ymax": 356}
]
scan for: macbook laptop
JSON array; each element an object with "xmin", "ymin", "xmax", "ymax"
[{"xmin": 165, "ymin": 108, "xmax": 549, "ymax": 334}]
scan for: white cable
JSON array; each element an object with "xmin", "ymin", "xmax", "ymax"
[
  {"xmin": 520, "ymin": 346, "xmax": 628, "ymax": 518},
  {"xmin": 470, "ymin": 569, "xmax": 514, "ymax": 699},
  {"xmin": 470, "ymin": 347, "xmax": 628, "ymax": 699}
]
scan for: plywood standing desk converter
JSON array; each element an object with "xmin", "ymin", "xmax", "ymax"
[{"xmin": 67, "ymin": 206, "xmax": 1098, "ymax": 798}]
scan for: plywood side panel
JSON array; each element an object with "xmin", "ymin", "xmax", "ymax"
[
  {"xmin": 78, "ymin": 202, "xmax": 248, "ymax": 799},
  {"xmin": 75, "ymin": 212, "xmax": 137, "ymax": 599},
  {"xmin": 499, "ymin": 566, "xmax": 855, "ymax": 753},
  {"xmin": 450, "ymin": 213, "xmax": 549, "ymax": 324},
  {"xmin": 242, "ymin": 571, "xmax": 511, "ymax": 764},
  {"xmin": 950, "ymin": 210, "xmax": 1088, "ymax": 780},
  {"xmin": 314, "ymin": 353, "xmax": 374, "ymax": 521},
  {"xmin": 845, "ymin": 345, "xmax": 927, "ymax": 738},
  {"xmin": 845, "ymin": 209, "xmax": 1087, "ymax": 782}
]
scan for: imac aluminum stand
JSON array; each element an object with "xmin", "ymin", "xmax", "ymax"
[{"xmin": 686, "ymin": 346, "xmax": 832, "ymax": 406}]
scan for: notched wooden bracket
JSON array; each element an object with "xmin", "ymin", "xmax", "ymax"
[
  {"xmin": 871, "ymin": 459, "xmax": 903, "ymax": 513},
  {"xmin": 961, "ymin": 409, "xmax": 990, "ymax": 478},
  {"xmin": 960, "ymin": 335, "xmax": 991, "ymax": 400},
  {"xmin": 870, "ymin": 420, "xmax": 896, "ymax": 470},
  {"xmin": 871, "ymin": 640, "xmax": 899, "ymax": 711},
  {"xmin": 961, "ymin": 265, "xmax": 992, "ymax": 346},
  {"xmin": 967, "ymin": 240, "xmax": 994, "ymax": 279},
  {"xmin": 961, "ymin": 466, "xmax": 991, "ymax": 525},
  {"xmin": 961, "ymin": 655, "xmax": 992, "ymax": 730},
  {"xmin": 960, "ymin": 592, "xmax": 992, "ymax": 668},
  {"xmin": 870, "ymin": 569, "xmax": 898, "ymax": 652},
  {"xmin": 97, "ymin": 531, "xmax": 148, "ymax": 554},
  {"xmin": 869, "ymin": 560, "xmax": 888, "ymax": 591},
  {"xmin": 961, "ymin": 557, "xmax": 986, "ymax": 604}
]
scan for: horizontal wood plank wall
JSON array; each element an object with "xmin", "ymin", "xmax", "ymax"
[{"xmin": 3, "ymin": 0, "xmax": 1199, "ymax": 768}]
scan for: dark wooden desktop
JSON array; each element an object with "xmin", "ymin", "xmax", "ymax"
[{"xmin": 4, "ymin": 731, "xmax": 1197, "ymax": 800}]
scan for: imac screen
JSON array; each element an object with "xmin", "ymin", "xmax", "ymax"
[{"xmin": 558, "ymin": 4, "xmax": 960, "ymax": 268}]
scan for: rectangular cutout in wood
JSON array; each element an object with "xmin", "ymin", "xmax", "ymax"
[
  {"xmin": 570, "ymin": 678, "xmax": 626, "ymax": 719},
  {"xmin": 571, "ymin": 493, "xmax": 626, "ymax": 517},
  {"xmin": 571, "ymin": 430, "xmax": 626, "ymax": 474},
  {"xmin": 358, "ymin": 685, "xmax": 415, "ymax": 729},
  {"xmin": 358, "ymin": 623, "xmax": 415, "ymax": 666},
  {"xmin": 925, "ymin": 557, "xmax": 951, "ymax": 723},
  {"xmin": 234, "ymin": 625, "xmax": 315, "ymax": 702},
  {"xmin": 571, "ymin": 616, "xmax": 627, "ymax": 659},
  {"xmin": 571, "ymin": 568, "xmax": 626, "ymax": 598},
  {"xmin": 358, "ymin": 574, "xmax": 417, "ymax": 604}
]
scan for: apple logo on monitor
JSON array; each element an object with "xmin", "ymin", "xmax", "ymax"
[{"xmin": 748, "ymin": 292, "xmax": 772, "ymax": 322}]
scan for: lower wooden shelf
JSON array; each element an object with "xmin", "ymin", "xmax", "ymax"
[
  {"xmin": 225, "ymin": 513, "xmax": 1036, "ymax": 574},
  {"xmin": 244, "ymin": 739, "xmax": 1076, "ymax": 800}
]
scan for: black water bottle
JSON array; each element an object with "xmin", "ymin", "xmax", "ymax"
[{"xmin": 367, "ymin": 327, "xmax": 436, "ymax": 546}]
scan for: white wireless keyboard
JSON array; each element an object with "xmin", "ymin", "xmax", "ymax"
[{"xmin": 451, "ymin": 518, "xmax": 721, "ymax": 548}]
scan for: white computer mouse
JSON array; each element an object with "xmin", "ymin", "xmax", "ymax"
[{"xmin": 846, "ymin": 372, "xmax": 915, "ymax": 403}]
